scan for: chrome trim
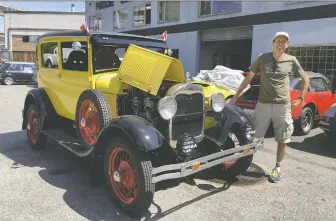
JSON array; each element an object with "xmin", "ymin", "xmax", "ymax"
[
  {"xmin": 169, "ymin": 90, "xmax": 205, "ymax": 144},
  {"xmin": 151, "ymin": 138, "xmax": 263, "ymax": 183},
  {"xmin": 165, "ymin": 82, "xmax": 205, "ymax": 146}
]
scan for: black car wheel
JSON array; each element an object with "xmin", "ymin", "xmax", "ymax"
[
  {"xmin": 3, "ymin": 76, "xmax": 14, "ymax": 85},
  {"xmin": 214, "ymin": 123, "xmax": 253, "ymax": 178},
  {"xmin": 296, "ymin": 107, "xmax": 314, "ymax": 135},
  {"xmin": 104, "ymin": 137, "xmax": 155, "ymax": 217}
]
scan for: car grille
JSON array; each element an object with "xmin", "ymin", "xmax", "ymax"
[{"xmin": 170, "ymin": 92, "xmax": 204, "ymax": 141}]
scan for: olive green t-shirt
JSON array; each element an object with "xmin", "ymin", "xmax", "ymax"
[{"xmin": 250, "ymin": 52, "xmax": 305, "ymax": 103}]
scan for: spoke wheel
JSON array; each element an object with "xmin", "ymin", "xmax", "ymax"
[
  {"xmin": 25, "ymin": 104, "xmax": 47, "ymax": 150},
  {"xmin": 78, "ymin": 100, "xmax": 100, "ymax": 145},
  {"xmin": 75, "ymin": 89, "xmax": 111, "ymax": 149},
  {"xmin": 104, "ymin": 138, "xmax": 154, "ymax": 217},
  {"xmin": 109, "ymin": 147, "xmax": 137, "ymax": 205},
  {"xmin": 27, "ymin": 111, "xmax": 39, "ymax": 144},
  {"xmin": 302, "ymin": 111, "xmax": 312, "ymax": 131}
]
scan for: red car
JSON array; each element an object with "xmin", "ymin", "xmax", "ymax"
[{"xmin": 236, "ymin": 71, "xmax": 335, "ymax": 135}]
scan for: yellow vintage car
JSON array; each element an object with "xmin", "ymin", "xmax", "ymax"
[{"xmin": 21, "ymin": 29, "xmax": 262, "ymax": 217}]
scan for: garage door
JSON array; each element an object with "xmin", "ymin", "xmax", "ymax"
[{"xmin": 200, "ymin": 26, "xmax": 253, "ymax": 42}]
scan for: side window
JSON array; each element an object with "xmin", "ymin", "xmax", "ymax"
[
  {"xmin": 41, "ymin": 42, "xmax": 58, "ymax": 69},
  {"xmin": 23, "ymin": 64, "xmax": 34, "ymax": 74},
  {"xmin": 310, "ymin": 78, "xmax": 328, "ymax": 92},
  {"xmin": 61, "ymin": 41, "xmax": 88, "ymax": 72},
  {"xmin": 8, "ymin": 64, "xmax": 24, "ymax": 71}
]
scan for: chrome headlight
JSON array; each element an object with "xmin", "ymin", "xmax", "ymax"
[
  {"xmin": 158, "ymin": 96, "xmax": 177, "ymax": 120},
  {"xmin": 211, "ymin": 93, "xmax": 225, "ymax": 112}
]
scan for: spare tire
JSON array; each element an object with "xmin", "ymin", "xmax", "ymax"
[{"xmin": 75, "ymin": 89, "xmax": 112, "ymax": 149}]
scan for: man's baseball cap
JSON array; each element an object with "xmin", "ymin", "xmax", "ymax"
[{"xmin": 273, "ymin": 31, "xmax": 289, "ymax": 41}]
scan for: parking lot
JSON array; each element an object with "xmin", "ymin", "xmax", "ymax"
[{"xmin": 0, "ymin": 84, "xmax": 336, "ymax": 221}]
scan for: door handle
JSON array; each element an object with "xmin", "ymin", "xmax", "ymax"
[{"xmin": 320, "ymin": 96, "xmax": 324, "ymax": 99}]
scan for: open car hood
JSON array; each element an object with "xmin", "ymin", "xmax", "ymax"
[{"xmin": 118, "ymin": 44, "xmax": 185, "ymax": 96}]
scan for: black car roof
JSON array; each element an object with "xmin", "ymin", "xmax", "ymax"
[{"xmin": 37, "ymin": 30, "xmax": 165, "ymax": 43}]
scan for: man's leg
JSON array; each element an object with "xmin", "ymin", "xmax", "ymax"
[
  {"xmin": 253, "ymin": 103, "xmax": 272, "ymax": 143},
  {"xmin": 270, "ymin": 103, "xmax": 294, "ymax": 183}
]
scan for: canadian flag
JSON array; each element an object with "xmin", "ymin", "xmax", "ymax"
[{"xmin": 161, "ymin": 30, "xmax": 167, "ymax": 41}]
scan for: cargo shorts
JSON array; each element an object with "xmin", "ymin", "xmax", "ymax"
[{"xmin": 252, "ymin": 102, "xmax": 294, "ymax": 144}]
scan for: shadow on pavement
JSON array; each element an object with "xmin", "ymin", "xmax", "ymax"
[
  {"xmin": 288, "ymin": 132, "xmax": 336, "ymax": 159},
  {"xmin": 0, "ymin": 130, "xmax": 240, "ymax": 220}
]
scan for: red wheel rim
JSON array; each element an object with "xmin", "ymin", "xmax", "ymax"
[
  {"xmin": 27, "ymin": 111, "xmax": 39, "ymax": 144},
  {"xmin": 78, "ymin": 100, "xmax": 99, "ymax": 145},
  {"xmin": 108, "ymin": 147, "xmax": 137, "ymax": 204}
]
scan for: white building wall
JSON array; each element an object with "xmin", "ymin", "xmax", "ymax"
[
  {"xmin": 4, "ymin": 12, "xmax": 85, "ymax": 50},
  {"xmin": 251, "ymin": 17, "xmax": 336, "ymax": 63}
]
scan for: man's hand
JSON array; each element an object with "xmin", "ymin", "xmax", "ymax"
[
  {"xmin": 228, "ymin": 96, "xmax": 238, "ymax": 105},
  {"xmin": 291, "ymin": 99, "xmax": 302, "ymax": 108}
]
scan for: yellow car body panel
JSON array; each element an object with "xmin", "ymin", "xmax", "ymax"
[
  {"xmin": 190, "ymin": 80, "xmax": 235, "ymax": 100},
  {"xmin": 118, "ymin": 44, "xmax": 185, "ymax": 96}
]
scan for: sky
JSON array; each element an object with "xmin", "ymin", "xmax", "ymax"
[{"xmin": 0, "ymin": 1, "xmax": 86, "ymax": 32}]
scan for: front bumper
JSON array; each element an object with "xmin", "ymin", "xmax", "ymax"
[{"xmin": 151, "ymin": 138, "xmax": 263, "ymax": 183}]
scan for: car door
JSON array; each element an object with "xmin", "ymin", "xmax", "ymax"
[
  {"xmin": 57, "ymin": 39, "xmax": 91, "ymax": 120},
  {"xmin": 309, "ymin": 77, "xmax": 333, "ymax": 116},
  {"xmin": 38, "ymin": 41, "xmax": 64, "ymax": 116},
  {"xmin": 22, "ymin": 64, "xmax": 35, "ymax": 81},
  {"xmin": 6, "ymin": 63, "xmax": 24, "ymax": 81}
]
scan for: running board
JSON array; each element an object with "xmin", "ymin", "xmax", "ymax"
[{"xmin": 41, "ymin": 129, "xmax": 93, "ymax": 157}]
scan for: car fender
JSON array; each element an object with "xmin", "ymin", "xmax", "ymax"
[
  {"xmin": 324, "ymin": 103, "xmax": 336, "ymax": 117},
  {"xmin": 94, "ymin": 115, "xmax": 169, "ymax": 153},
  {"xmin": 217, "ymin": 104, "xmax": 253, "ymax": 145},
  {"xmin": 22, "ymin": 88, "xmax": 57, "ymax": 130}
]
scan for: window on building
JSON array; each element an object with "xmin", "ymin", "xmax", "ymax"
[
  {"xmin": 286, "ymin": 45, "xmax": 336, "ymax": 81},
  {"xmin": 158, "ymin": 1, "xmax": 180, "ymax": 23},
  {"xmin": 133, "ymin": 3, "xmax": 151, "ymax": 26},
  {"xmin": 114, "ymin": 8, "xmax": 128, "ymax": 29},
  {"xmin": 61, "ymin": 41, "xmax": 88, "ymax": 72},
  {"xmin": 41, "ymin": 42, "xmax": 58, "ymax": 69},
  {"xmin": 89, "ymin": 16, "xmax": 102, "ymax": 31},
  {"xmin": 22, "ymin": 35, "xmax": 38, "ymax": 43},
  {"xmin": 198, "ymin": 1, "xmax": 242, "ymax": 16}
]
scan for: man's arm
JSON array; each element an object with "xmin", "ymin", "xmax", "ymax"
[
  {"xmin": 232, "ymin": 71, "xmax": 256, "ymax": 99},
  {"xmin": 231, "ymin": 53, "xmax": 262, "ymax": 102},
  {"xmin": 293, "ymin": 57, "xmax": 309, "ymax": 100}
]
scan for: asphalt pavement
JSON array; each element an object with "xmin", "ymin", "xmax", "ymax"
[{"xmin": 0, "ymin": 84, "xmax": 335, "ymax": 221}]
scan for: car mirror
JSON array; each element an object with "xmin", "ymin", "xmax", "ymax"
[{"xmin": 72, "ymin": 41, "xmax": 82, "ymax": 51}]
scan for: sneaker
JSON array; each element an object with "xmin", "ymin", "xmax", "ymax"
[{"xmin": 268, "ymin": 169, "xmax": 281, "ymax": 183}]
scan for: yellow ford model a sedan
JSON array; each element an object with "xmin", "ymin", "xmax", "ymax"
[{"xmin": 21, "ymin": 29, "xmax": 262, "ymax": 217}]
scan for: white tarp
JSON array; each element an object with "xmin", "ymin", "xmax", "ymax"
[{"xmin": 192, "ymin": 65, "xmax": 250, "ymax": 93}]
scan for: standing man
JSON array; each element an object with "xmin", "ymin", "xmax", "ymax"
[{"xmin": 229, "ymin": 32, "xmax": 309, "ymax": 183}]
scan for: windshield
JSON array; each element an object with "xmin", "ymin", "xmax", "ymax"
[{"xmin": 92, "ymin": 44, "xmax": 169, "ymax": 74}]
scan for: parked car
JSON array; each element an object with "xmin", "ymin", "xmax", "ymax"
[
  {"xmin": 319, "ymin": 78, "xmax": 336, "ymax": 139},
  {"xmin": 21, "ymin": 29, "xmax": 263, "ymax": 217},
  {"xmin": 236, "ymin": 71, "xmax": 335, "ymax": 135},
  {"xmin": 0, "ymin": 61, "xmax": 37, "ymax": 85}
]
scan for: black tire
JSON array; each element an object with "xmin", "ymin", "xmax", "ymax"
[
  {"xmin": 104, "ymin": 137, "xmax": 154, "ymax": 217},
  {"xmin": 296, "ymin": 107, "xmax": 314, "ymax": 135},
  {"xmin": 25, "ymin": 104, "xmax": 47, "ymax": 150},
  {"xmin": 46, "ymin": 59, "xmax": 52, "ymax": 68},
  {"xmin": 75, "ymin": 89, "xmax": 111, "ymax": 149},
  {"xmin": 215, "ymin": 124, "xmax": 253, "ymax": 177},
  {"xmin": 3, "ymin": 76, "xmax": 14, "ymax": 85}
]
